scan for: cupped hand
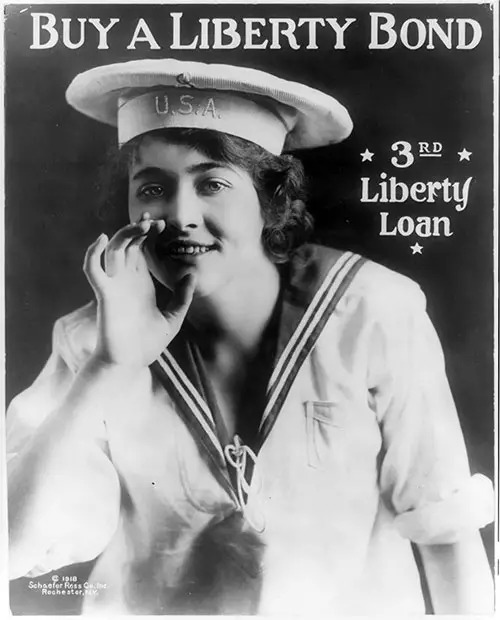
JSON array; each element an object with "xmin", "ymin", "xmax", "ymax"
[{"xmin": 83, "ymin": 216, "xmax": 196, "ymax": 369}]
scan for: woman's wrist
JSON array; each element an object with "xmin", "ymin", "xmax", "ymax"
[{"xmin": 84, "ymin": 351, "xmax": 152, "ymax": 377}]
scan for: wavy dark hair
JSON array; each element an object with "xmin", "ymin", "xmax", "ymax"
[{"xmin": 98, "ymin": 128, "xmax": 313, "ymax": 263}]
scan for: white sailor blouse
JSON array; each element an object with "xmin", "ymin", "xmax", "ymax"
[{"xmin": 6, "ymin": 245, "xmax": 493, "ymax": 615}]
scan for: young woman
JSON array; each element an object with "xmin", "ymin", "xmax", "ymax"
[{"xmin": 7, "ymin": 59, "xmax": 494, "ymax": 615}]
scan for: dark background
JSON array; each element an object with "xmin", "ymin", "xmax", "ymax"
[{"xmin": 4, "ymin": 3, "xmax": 495, "ymax": 614}]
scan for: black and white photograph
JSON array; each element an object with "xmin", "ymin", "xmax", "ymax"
[{"xmin": 3, "ymin": 1, "xmax": 498, "ymax": 615}]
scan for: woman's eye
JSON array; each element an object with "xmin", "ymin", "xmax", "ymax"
[
  {"xmin": 137, "ymin": 184, "xmax": 165, "ymax": 199},
  {"xmin": 199, "ymin": 179, "xmax": 229, "ymax": 195}
]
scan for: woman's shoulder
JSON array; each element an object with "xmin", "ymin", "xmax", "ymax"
[
  {"xmin": 352, "ymin": 253, "xmax": 425, "ymax": 307},
  {"xmin": 303, "ymin": 244, "xmax": 427, "ymax": 313},
  {"xmin": 53, "ymin": 301, "xmax": 98, "ymax": 371}
]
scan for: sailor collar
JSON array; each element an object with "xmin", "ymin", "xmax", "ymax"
[{"xmin": 150, "ymin": 245, "xmax": 366, "ymax": 516}]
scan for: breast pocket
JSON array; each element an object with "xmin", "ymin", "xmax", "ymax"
[{"xmin": 304, "ymin": 400, "xmax": 348, "ymax": 469}]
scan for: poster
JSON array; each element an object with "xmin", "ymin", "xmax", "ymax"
[{"xmin": 3, "ymin": 0, "xmax": 498, "ymax": 615}]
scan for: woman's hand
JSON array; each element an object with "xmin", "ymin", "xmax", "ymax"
[{"xmin": 83, "ymin": 216, "xmax": 195, "ymax": 369}]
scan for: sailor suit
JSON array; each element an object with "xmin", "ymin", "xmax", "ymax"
[{"xmin": 6, "ymin": 245, "xmax": 492, "ymax": 615}]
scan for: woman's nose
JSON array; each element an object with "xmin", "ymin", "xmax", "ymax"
[{"xmin": 163, "ymin": 185, "xmax": 203, "ymax": 230}]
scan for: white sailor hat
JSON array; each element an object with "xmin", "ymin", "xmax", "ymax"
[{"xmin": 66, "ymin": 58, "xmax": 352, "ymax": 155}]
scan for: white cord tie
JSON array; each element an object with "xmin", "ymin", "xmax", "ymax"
[{"xmin": 224, "ymin": 435, "xmax": 265, "ymax": 533}]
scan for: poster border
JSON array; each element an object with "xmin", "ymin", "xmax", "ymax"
[{"xmin": 0, "ymin": 0, "xmax": 498, "ymax": 617}]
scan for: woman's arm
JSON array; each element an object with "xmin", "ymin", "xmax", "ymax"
[
  {"xmin": 8, "ymin": 356, "xmax": 147, "ymax": 579},
  {"xmin": 9, "ymin": 224, "xmax": 196, "ymax": 578},
  {"xmin": 364, "ymin": 268, "xmax": 494, "ymax": 612},
  {"xmin": 418, "ymin": 532, "xmax": 494, "ymax": 614}
]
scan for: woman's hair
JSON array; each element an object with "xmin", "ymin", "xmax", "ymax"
[{"xmin": 98, "ymin": 128, "xmax": 313, "ymax": 263}]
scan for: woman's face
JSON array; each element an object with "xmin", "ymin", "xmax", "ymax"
[{"xmin": 128, "ymin": 136, "xmax": 267, "ymax": 296}]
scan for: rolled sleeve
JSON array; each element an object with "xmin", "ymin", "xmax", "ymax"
[
  {"xmin": 367, "ymin": 281, "xmax": 493, "ymax": 544},
  {"xmin": 393, "ymin": 474, "xmax": 494, "ymax": 545}
]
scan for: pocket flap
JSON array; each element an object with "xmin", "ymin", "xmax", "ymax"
[{"xmin": 305, "ymin": 400, "xmax": 347, "ymax": 427}]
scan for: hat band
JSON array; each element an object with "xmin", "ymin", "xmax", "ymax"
[{"xmin": 118, "ymin": 88, "xmax": 291, "ymax": 154}]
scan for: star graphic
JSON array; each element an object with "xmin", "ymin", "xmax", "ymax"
[
  {"xmin": 361, "ymin": 149, "xmax": 374, "ymax": 162},
  {"xmin": 458, "ymin": 148, "xmax": 472, "ymax": 161},
  {"xmin": 410, "ymin": 242, "xmax": 423, "ymax": 255}
]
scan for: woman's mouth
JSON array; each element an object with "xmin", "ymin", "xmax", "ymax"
[
  {"xmin": 157, "ymin": 240, "xmax": 219, "ymax": 261},
  {"xmin": 169, "ymin": 243, "xmax": 216, "ymax": 256}
]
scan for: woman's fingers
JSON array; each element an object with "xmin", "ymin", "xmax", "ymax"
[
  {"xmin": 126, "ymin": 220, "xmax": 164, "ymax": 250},
  {"xmin": 83, "ymin": 233, "xmax": 109, "ymax": 294},
  {"xmin": 126, "ymin": 234, "xmax": 149, "ymax": 271},
  {"xmin": 126, "ymin": 219, "xmax": 165, "ymax": 270},
  {"xmin": 105, "ymin": 220, "xmax": 153, "ymax": 275},
  {"xmin": 105, "ymin": 216, "xmax": 166, "ymax": 275}
]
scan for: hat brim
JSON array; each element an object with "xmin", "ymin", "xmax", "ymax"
[{"xmin": 66, "ymin": 58, "xmax": 353, "ymax": 151}]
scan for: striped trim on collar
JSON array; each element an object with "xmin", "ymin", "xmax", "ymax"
[
  {"xmin": 258, "ymin": 251, "xmax": 365, "ymax": 447},
  {"xmin": 152, "ymin": 351, "xmax": 237, "ymax": 502}
]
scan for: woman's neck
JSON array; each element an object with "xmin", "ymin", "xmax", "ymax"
[{"xmin": 187, "ymin": 259, "xmax": 281, "ymax": 356}]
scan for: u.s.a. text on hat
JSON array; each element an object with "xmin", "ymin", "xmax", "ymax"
[{"xmin": 29, "ymin": 12, "xmax": 482, "ymax": 51}]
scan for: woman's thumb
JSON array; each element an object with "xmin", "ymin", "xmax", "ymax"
[{"xmin": 162, "ymin": 273, "xmax": 196, "ymax": 323}]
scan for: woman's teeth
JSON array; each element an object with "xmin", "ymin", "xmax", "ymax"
[{"xmin": 169, "ymin": 245, "xmax": 214, "ymax": 256}]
